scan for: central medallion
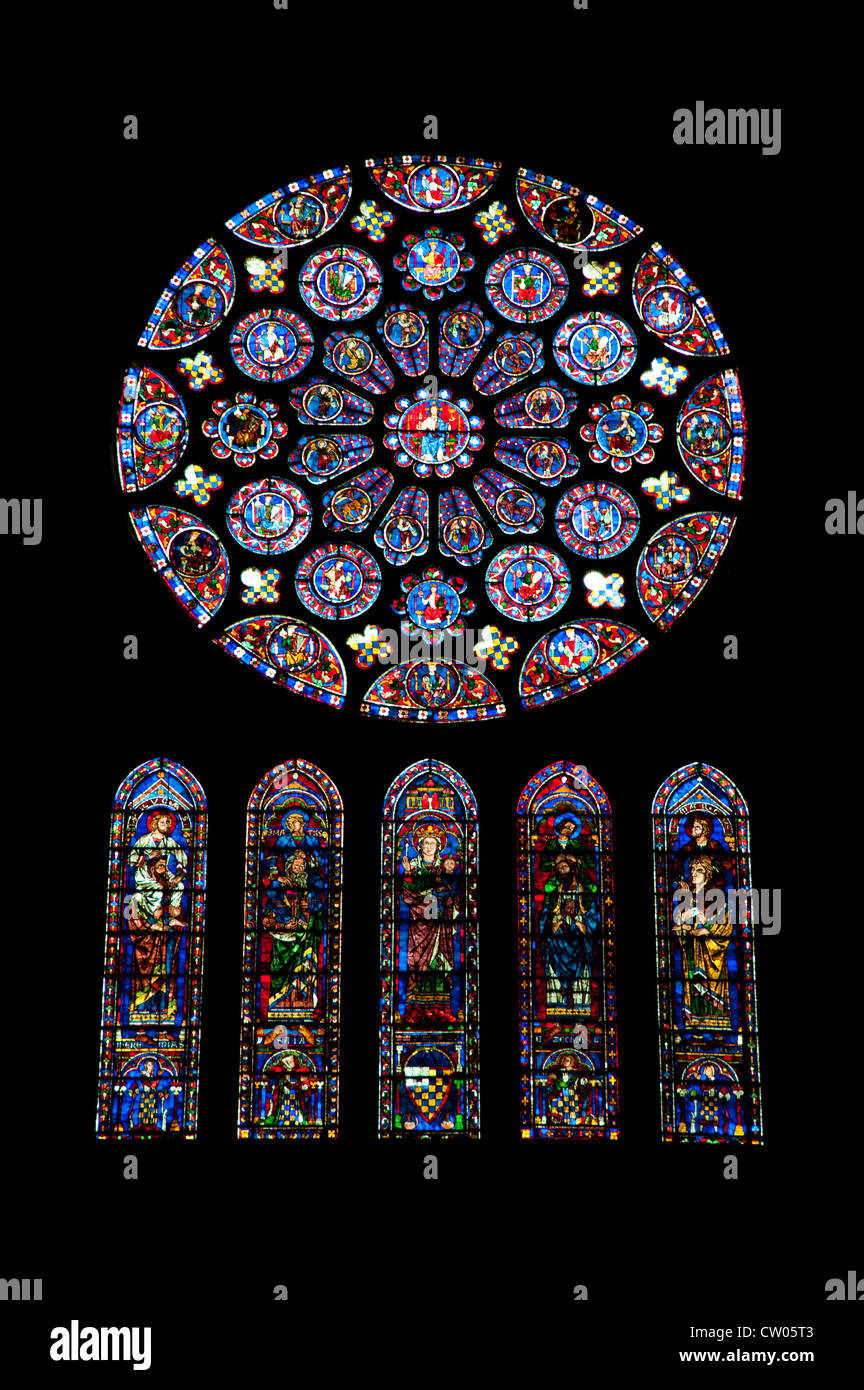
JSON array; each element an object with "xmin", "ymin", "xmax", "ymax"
[{"xmin": 384, "ymin": 386, "xmax": 484, "ymax": 479}]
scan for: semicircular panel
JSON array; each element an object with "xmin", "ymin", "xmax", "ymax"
[
  {"xmin": 225, "ymin": 167, "xmax": 351, "ymax": 247},
  {"xmin": 676, "ymin": 369, "xmax": 746, "ymax": 498},
  {"xmin": 138, "ymin": 241, "xmax": 235, "ymax": 350},
  {"xmin": 520, "ymin": 620, "xmax": 649, "ymax": 707},
  {"xmin": 633, "ymin": 243, "xmax": 728, "ymax": 356},
  {"xmin": 117, "ymin": 365, "xmax": 189, "ymax": 493},
  {"xmin": 637, "ymin": 511, "xmax": 736, "ymax": 628},
  {"xmin": 130, "ymin": 506, "xmax": 228, "ymax": 626},
  {"xmin": 367, "ymin": 154, "xmax": 500, "ymax": 212},
  {"xmin": 361, "ymin": 660, "xmax": 505, "ymax": 723},
  {"xmin": 215, "ymin": 615, "xmax": 346, "ymax": 707},
  {"xmin": 516, "ymin": 169, "xmax": 643, "ymax": 251}
]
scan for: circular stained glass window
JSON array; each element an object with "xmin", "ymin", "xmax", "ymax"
[{"xmin": 118, "ymin": 154, "xmax": 745, "ymax": 722}]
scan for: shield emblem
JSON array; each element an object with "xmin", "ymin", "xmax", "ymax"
[{"xmin": 403, "ymin": 1047, "xmax": 454, "ymax": 1121}]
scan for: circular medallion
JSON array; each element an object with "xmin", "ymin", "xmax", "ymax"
[
  {"xmin": 383, "ymin": 514, "xmax": 423, "ymax": 555},
  {"xmin": 408, "ymin": 164, "xmax": 460, "ymax": 209},
  {"xmin": 299, "ymin": 436, "xmax": 348, "ymax": 479},
  {"xmin": 217, "ymin": 402, "xmax": 273, "ymax": 453},
  {"xmin": 525, "ymin": 385, "xmax": 567, "ymax": 425},
  {"xmin": 329, "ymin": 484, "xmax": 372, "ymax": 526},
  {"xmin": 547, "ymin": 626, "xmax": 600, "ymax": 675},
  {"xmin": 276, "ymin": 191, "xmax": 325, "ymax": 239},
  {"xmin": 493, "ymin": 337, "xmax": 537, "ymax": 375},
  {"xmin": 176, "ymin": 280, "xmax": 225, "ymax": 326},
  {"xmin": 443, "ymin": 309, "xmax": 484, "ymax": 348},
  {"xmin": 405, "ymin": 661, "xmax": 460, "ymax": 707},
  {"xmin": 296, "ymin": 543, "xmax": 380, "ymax": 620},
  {"xmin": 495, "ymin": 487, "xmax": 537, "ymax": 526},
  {"xmin": 226, "ymin": 478, "xmax": 312, "ymax": 555},
  {"xmin": 644, "ymin": 532, "xmax": 698, "ymax": 584},
  {"xmin": 398, "ymin": 399, "xmax": 470, "ymax": 465},
  {"xmin": 407, "ymin": 237, "xmax": 460, "ymax": 288},
  {"xmin": 300, "ymin": 247, "xmax": 383, "ymax": 321},
  {"xmin": 540, "ymin": 195, "xmax": 594, "ymax": 246},
  {"xmin": 595, "ymin": 408, "xmax": 649, "ymax": 459},
  {"xmin": 383, "ymin": 309, "xmax": 425, "ymax": 348},
  {"xmin": 406, "ymin": 577, "xmax": 462, "ymax": 631},
  {"xmin": 168, "ymin": 528, "xmax": 220, "ymax": 578},
  {"xmin": 485, "ymin": 248, "xmax": 567, "ymax": 322},
  {"xmin": 136, "ymin": 401, "xmax": 186, "ymax": 453},
  {"xmin": 331, "ymin": 335, "xmax": 373, "ymax": 374},
  {"xmin": 267, "ymin": 620, "xmax": 321, "ymax": 672},
  {"xmin": 443, "ymin": 513, "xmax": 486, "ymax": 558},
  {"xmin": 524, "ymin": 440, "xmax": 569, "ymax": 481},
  {"xmin": 679, "ymin": 408, "xmax": 732, "ymax": 456},
  {"xmin": 553, "ymin": 312, "xmax": 637, "ymax": 386},
  {"xmin": 486, "ymin": 544, "xmax": 571, "ymax": 622},
  {"xmin": 640, "ymin": 284, "xmax": 693, "ymax": 334},
  {"xmin": 301, "ymin": 381, "xmax": 344, "ymax": 422},
  {"xmin": 230, "ymin": 308, "xmax": 313, "ymax": 382},
  {"xmin": 555, "ymin": 482, "xmax": 640, "ymax": 559}
]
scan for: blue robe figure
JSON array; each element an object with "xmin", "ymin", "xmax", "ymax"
[{"xmin": 538, "ymin": 817, "xmax": 598, "ymax": 1015}]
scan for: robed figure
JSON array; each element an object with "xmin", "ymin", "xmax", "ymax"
[{"xmin": 536, "ymin": 812, "xmax": 599, "ymax": 1016}]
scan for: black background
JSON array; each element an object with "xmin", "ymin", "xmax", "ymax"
[{"xmin": 3, "ymin": 0, "xmax": 859, "ymax": 1375}]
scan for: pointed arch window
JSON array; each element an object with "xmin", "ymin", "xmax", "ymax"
[
  {"xmin": 379, "ymin": 759, "xmax": 479, "ymax": 1136},
  {"xmin": 517, "ymin": 761, "xmax": 619, "ymax": 1138},
  {"xmin": 238, "ymin": 759, "xmax": 343, "ymax": 1138},
  {"xmin": 653, "ymin": 762, "xmax": 763, "ymax": 1143},
  {"xmin": 96, "ymin": 758, "xmax": 207, "ymax": 1138}
]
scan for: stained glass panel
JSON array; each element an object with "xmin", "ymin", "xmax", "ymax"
[
  {"xmin": 238, "ymin": 759, "xmax": 343, "ymax": 1138},
  {"xmin": 379, "ymin": 759, "xmax": 479, "ymax": 1136},
  {"xmin": 96, "ymin": 758, "xmax": 207, "ymax": 1139},
  {"xmin": 517, "ymin": 762, "xmax": 618, "ymax": 1138},
  {"xmin": 653, "ymin": 762, "xmax": 763, "ymax": 1143}
]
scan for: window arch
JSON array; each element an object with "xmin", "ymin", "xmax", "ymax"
[
  {"xmin": 653, "ymin": 762, "xmax": 763, "ymax": 1143},
  {"xmin": 96, "ymin": 758, "xmax": 207, "ymax": 1138},
  {"xmin": 517, "ymin": 762, "xmax": 618, "ymax": 1138},
  {"xmin": 379, "ymin": 759, "xmax": 479, "ymax": 1136},
  {"xmin": 238, "ymin": 759, "xmax": 343, "ymax": 1138}
]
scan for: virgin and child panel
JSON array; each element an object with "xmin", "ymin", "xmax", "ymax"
[
  {"xmin": 238, "ymin": 760, "xmax": 343, "ymax": 1138},
  {"xmin": 517, "ymin": 762, "xmax": 618, "ymax": 1139},
  {"xmin": 379, "ymin": 760, "xmax": 479, "ymax": 1136}
]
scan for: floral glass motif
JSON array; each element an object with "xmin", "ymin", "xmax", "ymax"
[
  {"xmin": 653, "ymin": 763, "xmax": 763, "ymax": 1144},
  {"xmin": 96, "ymin": 759, "xmax": 207, "ymax": 1139},
  {"xmin": 119, "ymin": 154, "xmax": 744, "ymax": 714},
  {"xmin": 379, "ymin": 760, "xmax": 479, "ymax": 1136},
  {"xmin": 518, "ymin": 762, "xmax": 618, "ymax": 1139},
  {"xmin": 238, "ymin": 760, "xmax": 343, "ymax": 1139}
]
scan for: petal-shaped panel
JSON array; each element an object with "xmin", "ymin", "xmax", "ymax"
[
  {"xmin": 117, "ymin": 365, "xmax": 189, "ymax": 493},
  {"xmin": 130, "ymin": 507, "xmax": 228, "ymax": 626},
  {"xmin": 516, "ymin": 169, "xmax": 643, "ymax": 251},
  {"xmin": 636, "ymin": 511, "xmax": 736, "ymax": 628},
  {"xmin": 676, "ymin": 369, "xmax": 746, "ymax": 498},
  {"xmin": 215, "ymin": 615, "xmax": 346, "ymax": 707},
  {"xmin": 361, "ymin": 660, "xmax": 505, "ymax": 723},
  {"xmin": 367, "ymin": 155, "xmax": 499, "ymax": 212},
  {"xmin": 633, "ymin": 244, "xmax": 729, "ymax": 356},
  {"xmin": 138, "ymin": 241, "xmax": 235, "ymax": 350},
  {"xmin": 225, "ymin": 168, "xmax": 351, "ymax": 247},
  {"xmin": 520, "ymin": 620, "xmax": 649, "ymax": 707}
]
